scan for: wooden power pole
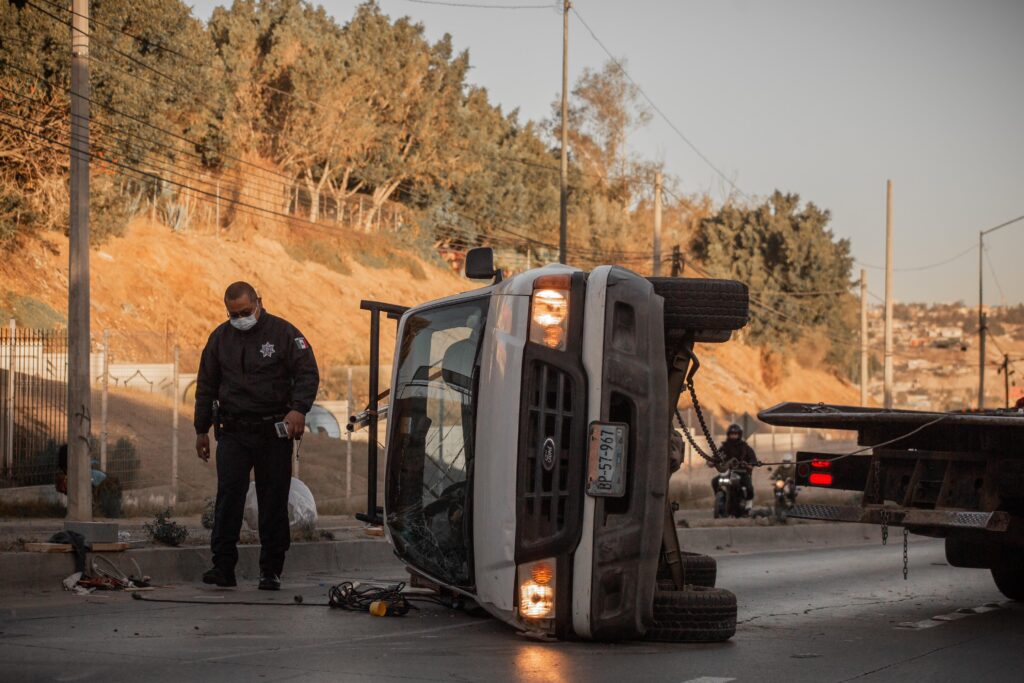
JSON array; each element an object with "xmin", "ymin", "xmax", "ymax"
[
  {"xmin": 860, "ymin": 269, "xmax": 868, "ymax": 406},
  {"xmin": 652, "ymin": 172, "xmax": 663, "ymax": 276},
  {"xmin": 558, "ymin": 0, "xmax": 570, "ymax": 265},
  {"xmin": 67, "ymin": 0, "xmax": 93, "ymax": 520},
  {"xmin": 883, "ymin": 180, "xmax": 894, "ymax": 410}
]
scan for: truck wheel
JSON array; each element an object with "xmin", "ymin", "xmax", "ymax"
[
  {"xmin": 647, "ymin": 277, "xmax": 749, "ymax": 344},
  {"xmin": 644, "ymin": 586, "xmax": 737, "ymax": 643},
  {"xmin": 658, "ymin": 551, "xmax": 717, "ymax": 589},
  {"xmin": 991, "ymin": 563, "xmax": 1024, "ymax": 601}
]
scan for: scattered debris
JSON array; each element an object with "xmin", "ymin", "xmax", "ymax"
[{"xmin": 144, "ymin": 509, "xmax": 188, "ymax": 546}]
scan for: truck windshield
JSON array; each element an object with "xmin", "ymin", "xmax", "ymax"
[{"xmin": 386, "ymin": 298, "xmax": 488, "ymax": 588}]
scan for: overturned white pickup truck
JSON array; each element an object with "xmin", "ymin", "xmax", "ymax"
[{"xmin": 355, "ymin": 248, "xmax": 749, "ymax": 641}]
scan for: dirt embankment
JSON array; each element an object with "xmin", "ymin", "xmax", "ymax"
[{"xmin": 1, "ymin": 220, "xmax": 858, "ymax": 417}]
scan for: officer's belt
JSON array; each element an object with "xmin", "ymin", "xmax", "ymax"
[{"xmin": 220, "ymin": 414, "xmax": 286, "ymax": 436}]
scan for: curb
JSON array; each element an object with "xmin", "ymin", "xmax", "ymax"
[
  {"xmin": 3, "ymin": 523, "xmax": 893, "ymax": 595},
  {"xmin": 1, "ymin": 537, "xmax": 399, "ymax": 596}
]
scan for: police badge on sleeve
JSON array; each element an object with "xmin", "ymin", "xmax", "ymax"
[{"xmin": 294, "ymin": 337, "xmax": 309, "ymax": 350}]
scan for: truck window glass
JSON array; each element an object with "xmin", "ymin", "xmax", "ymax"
[{"xmin": 386, "ymin": 299, "xmax": 488, "ymax": 588}]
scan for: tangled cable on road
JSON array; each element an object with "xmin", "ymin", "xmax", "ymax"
[{"xmin": 328, "ymin": 581, "xmax": 414, "ymax": 616}]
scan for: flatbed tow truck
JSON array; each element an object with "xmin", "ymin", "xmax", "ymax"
[
  {"xmin": 349, "ymin": 248, "xmax": 750, "ymax": 642},
  {"xmin": 757, "ymin": 402, "xmax": 1024, "ymax": 599}
]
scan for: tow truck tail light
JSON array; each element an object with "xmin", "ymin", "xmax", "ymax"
[
  {"xmin": 809, "ymin": 472, "xmax": 834, "ymax": 486},
  {"xmin": 811, "ymin": 459, "xmax": 832, "ymax": 469}
]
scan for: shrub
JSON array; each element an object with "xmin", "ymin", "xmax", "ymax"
[{"xmin": 144, "ymin": 508, "xmax": 189, "ymax": 546}]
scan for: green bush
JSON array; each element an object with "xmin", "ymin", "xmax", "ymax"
[{"xmin": 144, "ymin": 508, "xmax": 188, "ymax": 546}]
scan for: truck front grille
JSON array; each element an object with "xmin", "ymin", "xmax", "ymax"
[{"xmin": 519, "ymin": 361, "xmax": 576, "ymax": 549}]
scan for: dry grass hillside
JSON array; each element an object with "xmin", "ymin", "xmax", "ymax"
[{"xmin": 0, "ymin": 220, "xmax": 858, "ymax": 416}]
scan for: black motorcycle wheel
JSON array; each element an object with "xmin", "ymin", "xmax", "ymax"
[
  {"xmin": 713, "ymin": 492, "xmax": 726, "ymax": 519},
  {"xmin": 644, "ymin": 586, "xmax": 737, "ymax": 643}
]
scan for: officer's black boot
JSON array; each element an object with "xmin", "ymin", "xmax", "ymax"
[
  {"xmin": 202, "ymin": 565, "xmax": 237, "ymax": 587},
  {"xmin": 258, "ymin": 573, "xmax": 281, "ymax": 591}
]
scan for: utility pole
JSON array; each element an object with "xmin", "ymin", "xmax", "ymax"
[
  {"xmin": 67, "ymin": 0, "xmax": 92, "ymax": 521},
  {"xmin": 652, "ymin": 172, "xmax": 663, "ymax": 276},
  {"xmin": 977, "ymin": 214, "xmax": 1024, "ymax": 408},
  {"xmin": 999, "ymin": 354, "xmax": 1010, "ymax": 409},
  {"xmin": 860, "ymin": 269, "xmax": 868, "ymax": 406},
  {"xmin": 978, "ymin": 231, "xmax": 985, "ymax": 408},
  {"xmin": 558, "ymin": 0, "xmax": 571, "ymax": 265},
  {"xmin": 883, "ymin": 180, "xmax": 894, "ymax": 410},
  {"xmin": 671, "ymin": 245, "xmax": 682, "ymax": 277},
  {"xmin": 171, "ymin": 344, "xmax": 179, "ymax": 507},
  {"xmin": 99, "ymin": 329, "xmax": 109, "ymax": 471}
]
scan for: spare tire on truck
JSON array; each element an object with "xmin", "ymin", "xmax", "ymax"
[
  {"xmin": 657, "ymin": 551, "xmax": 717, "ymax": 590},
  {"xmin": 644, "ymin": 585, "xmax": 737, "ymax": 643},
  {"xmin": 647, "ymin": 277, "xmax": 749, "ymax": 347}
]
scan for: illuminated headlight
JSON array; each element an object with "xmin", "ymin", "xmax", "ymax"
[
  {"xmin": 774, "ymin": 479, "xmax": 785, "ymax": 490},
  {"xmin": 529, "ymin": 276, "xmax": 570, "ymax": 350},
  {"xmin": 517, "ymin": 559, "xmax": 556, "ymax": 621}
]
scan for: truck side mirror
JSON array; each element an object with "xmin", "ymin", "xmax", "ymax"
[{"xmin": 465, "ymin": 247, "xmax": 502, "ymax": 283}]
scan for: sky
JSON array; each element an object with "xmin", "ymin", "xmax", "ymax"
[{"xmin": 189, "ymin": 0, "xmax": 1024, "ymax": 305}]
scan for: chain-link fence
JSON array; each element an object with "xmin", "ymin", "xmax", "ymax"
[{"xmin": 0, "ymin": 325, "xmax": 69, "ymax": 487}]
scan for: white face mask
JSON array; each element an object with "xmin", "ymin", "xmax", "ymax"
[{"xmin": 229, "ymin": 301, "xmax": 259, "ymax": 331}]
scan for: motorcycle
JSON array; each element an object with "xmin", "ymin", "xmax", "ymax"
[
  {"xmin": 771, "ymin": 474, "xmax": 797, "ymax": 522},
  {"xmin": 713, "ymin": 463, "xmax": 753, "ymax": 519}
]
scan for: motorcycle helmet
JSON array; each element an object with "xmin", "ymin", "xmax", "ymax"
[
  {"xmin": 782, "ymin": 453, "xmax": 793, "ymax": 463},
  {"xmin": 726, "ymin": 423, "xmax": 742, "ymax": 438}
]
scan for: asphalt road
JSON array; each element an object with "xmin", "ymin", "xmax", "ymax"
[{"xmin": 1, "ymin": 539, "xmax": 1021, "ymax": 683}]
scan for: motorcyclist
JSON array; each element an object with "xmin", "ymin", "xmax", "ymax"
[
  {"xmin": 771, "ymin": 452, "xmax": 795, "ymax": 481},
  {"xmin": 710, "ymin": 424, "xmax": 759, "ymax": 511}
]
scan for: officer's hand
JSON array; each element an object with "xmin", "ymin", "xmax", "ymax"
[
  {"xmin": 284, "ymin": 410, "xmax": 305, "ymax": 439},
  {"xmin": 196, "ymin": 434, "xmax": 211, "ymax": 462}
]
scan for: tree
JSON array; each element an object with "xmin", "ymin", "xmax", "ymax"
[{"xmin": 692, "ymin": 191, "xmax": 857, "ymax": 370}]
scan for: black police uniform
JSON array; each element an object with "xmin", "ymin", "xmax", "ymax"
[{"xmin": 194, "ymin": 309, "xmax": 319, "ymax": 578}]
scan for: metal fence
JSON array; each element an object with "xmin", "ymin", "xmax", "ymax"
[{"xmin": 1, "ymin": 326, "xmax": 68, "ymax": 487}]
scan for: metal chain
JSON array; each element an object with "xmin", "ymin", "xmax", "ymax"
[
  {"xmin": 872, "ymin": 458, "xmax": 889, "ymax": 545},
  {"xmin": 903, "ymin": 527, "xmax": 909, "ymax": 580},
  {"xmin": 674, "ymin": 379, "xmax": 726, "ymax": 468}
]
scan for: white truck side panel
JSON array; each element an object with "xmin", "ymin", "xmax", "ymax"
[
  {"xmin": 572, "ymin": 265, "xmax": 613, "ymax": 638},
  {"xmin": 473, "ymin": 293, "xmax": 530, "ymax": 619}
]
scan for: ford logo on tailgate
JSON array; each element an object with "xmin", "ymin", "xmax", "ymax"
[{"xmin": 542, "ymin": 437, "xmax": 557, "ymax": 471}]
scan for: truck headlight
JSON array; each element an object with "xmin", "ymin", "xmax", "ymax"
[
  {"xmin": 518, "ymin": 559, "xmax": 556, "ymax": 620},
  {"xmin": 530, "ymin": 276, "xmax": 570, "ymax": 350}
]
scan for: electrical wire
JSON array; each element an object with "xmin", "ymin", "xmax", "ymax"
[
  {"xmin": 394, "ymin": 0, "xmax": 553, "ymax": 8},
  {"xmin": 756, "ymin": 412, "xmax": 951, "ymax": 467},
  {"xmin": 855, "ymin": 242, "xmax": 977, "ymax": 273},
  {"xmin": 570, "ymin": 5, "xmax": 751, "ymax": 203}
]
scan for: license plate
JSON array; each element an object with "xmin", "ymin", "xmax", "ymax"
[{"xmin": 586, "ymin": 422, "xmax": 628, "ymax": 497}]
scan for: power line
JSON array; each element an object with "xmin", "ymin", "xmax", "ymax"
[
  {"xmin": 856, "ymin": 242, "xmax": 977, "ymax": 272},
  {"xmin": 983, "ymin": 244, "xmax": 1007, "ymax": 307},
  {"xmin": 570, "ymin": 5, "xmax": 751, "ymax": 203},
  {"xmin": 394, "ymin": 0, "xmax": 553, "ymax": 8}
]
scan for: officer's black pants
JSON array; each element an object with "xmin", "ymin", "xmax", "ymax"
[{"xmin": 211, "ymin": 431, "xmax": 292, "ymax": 576}]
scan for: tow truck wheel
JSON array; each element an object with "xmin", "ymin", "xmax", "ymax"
[
  {"xmin": 657, "ymin": 551, "xmax": 717, "ymax": 589},
  {"xmin": 644, "ymin": 586, "xmax": 737, "ymax": 643},
  {"xmin": 647, "ymin": 277, "xmax": 749, "ymax": 345},
  {"xmin": 991, "ymin": 563, "xmax": 1024, "ymax": 601}
]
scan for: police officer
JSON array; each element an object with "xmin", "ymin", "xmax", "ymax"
[
  {"xmin": 195, "ymin": 282, "xmax": 319, "ymax": 590},
  {"xmin": 710, "ymin": 423, "xmax": 760, "ymax": 510}
]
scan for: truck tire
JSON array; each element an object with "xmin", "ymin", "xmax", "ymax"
[
  {"xmin": 647, "ymin": 277, "xmax": 749, "ymax": 343},
  {"xmin": 991, "ymin": 563, "xmax": 1024, "ymax": 601},
  {"xmin": 644, "ymin": 586, "xmax": 737, "ymax": 643},
  {"xmin": 657, "ymin": 551, "xmax": 717, "ymax": 589}
]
